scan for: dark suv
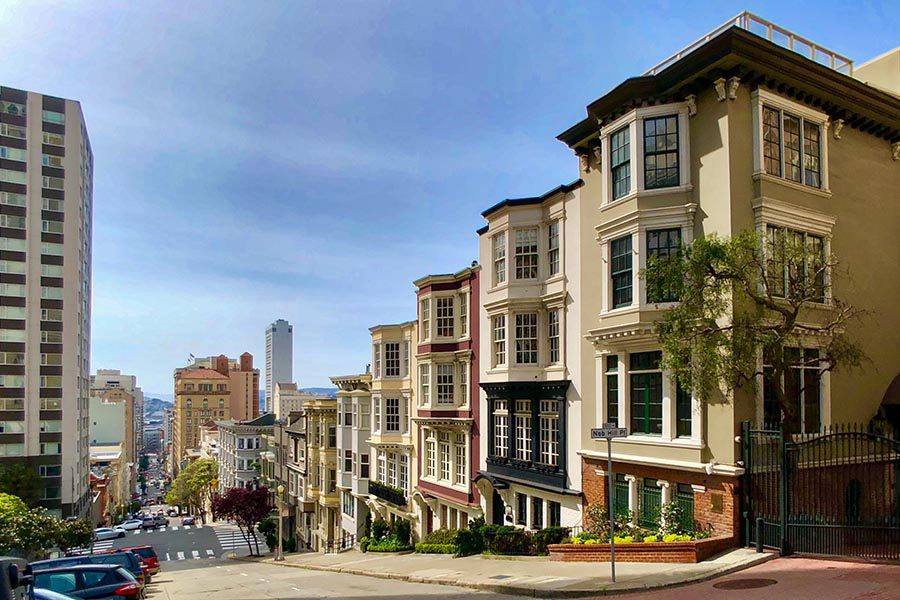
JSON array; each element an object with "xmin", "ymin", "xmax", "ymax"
[{"xmin": 32, "ymin": 565, "xmax": 142, "ymax": 600}]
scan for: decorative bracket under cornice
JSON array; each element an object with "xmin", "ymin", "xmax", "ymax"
[
  {"xmin": 685, "ymin": 94, "xmax": 697, "ymax": 116},
  {"xmin": 833, "ymin": 118, "xmax": 844, "ymax": 139},
  {"xmin": 892, "ymin": 141, "xmax": 900, "ymax": 161},
  {"xmin": 714, "ymin": 77, "xmax": 740, "ymax": 101}
]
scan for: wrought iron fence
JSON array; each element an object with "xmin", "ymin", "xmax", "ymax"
[
  {"xmin": 324, "ymin": 533, "xmax": 356, "ymax": 554},
  {"xmin": 742, "ymin": 421, "xmax": 900, "ymax": 560}
]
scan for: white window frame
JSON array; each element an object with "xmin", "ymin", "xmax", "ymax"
[
  {"xmin": 492, "ymin": 315, "xmax": 507, "ymax": 367},
  {"xmin": 492, "ymin": 231, "xmax": 507, "ymax": 286},
  {"xmin": 420, "ymin": 298, "xmax": 430, "ymax": 342},
  {"xmin": 436, "ymin": 363, "xmax": 455, "ymax": 405},
  {"xmin": 599, "ymin": 103, "xmax": 692, "ymax": 205},
  {"xmin": 514, "ymin": 227, "xmax": 539, "ymax": 280},
  {"xmin": 514, "ymin": 312, "xmax": 538, "ymax": 365},
  {"xmin": 436, "ymin": 296, "xmax": 455, "ymax": 338}
]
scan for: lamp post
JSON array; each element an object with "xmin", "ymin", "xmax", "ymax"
[{"xmin": 276, "ymin": 484, "xmax": 285, "ymax": 561}]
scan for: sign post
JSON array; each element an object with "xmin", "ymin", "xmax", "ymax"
[{"xmin": 591, "ymin": 424, "xmax": 628, "ymax": 583}]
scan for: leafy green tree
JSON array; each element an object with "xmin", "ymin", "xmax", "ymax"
[
  {"xmin": 165, "ymin": 459, "xmax": 218, "ymax": 520},
  {"xmin": 652, "ymin": 231, "xmax": 865, "ymax": 431},
  {"xmin": 54, "ymin": 519, "xmax": 94, "ymax": 552},
  {"xmin": 0, "ymin": 493, "xmax": 58, "ymax": 559},
  {"xmin": 0, "ymin": 464, "xmax": 44, "ymax": 507}
]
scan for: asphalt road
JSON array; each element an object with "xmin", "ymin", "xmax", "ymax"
[
  {"xmin": 97, "ymin": 519, "xmax": 268, "ymax": 572},
  {"xmin": 155, "ymin": 560, "xmax": 519, "ymax": 600}
]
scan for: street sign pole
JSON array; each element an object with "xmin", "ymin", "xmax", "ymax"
[
  {"xmin": 607, "ymin": 436, "xmax": 616, "ymax": 584},
  {"xmin": 590, "ymin": 424, "xmax": 627, "ymax": 584}
]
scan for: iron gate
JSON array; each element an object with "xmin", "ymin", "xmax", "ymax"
[{"xmin": 742, "ymin": 422, "xmax": 900, "ymax": 560}]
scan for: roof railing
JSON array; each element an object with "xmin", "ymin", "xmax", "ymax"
[{"xmin": 643, "ymin": 11, "xmax": 853, "ymax": 77}]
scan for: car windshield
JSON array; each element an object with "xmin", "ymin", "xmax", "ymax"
[
  {"xmin": 93, "ymin": 554, "xmax": 130, "ymax": 567},
  {"xmin": 116, "ymin": 567, "xmax": 137, "ymax": 582}
]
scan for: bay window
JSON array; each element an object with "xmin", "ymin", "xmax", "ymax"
[
  {"xmin": 611, "ymin": 236, "xmax": 633, "ymax": 308},
  {"xmin": 436, "ymin": 364, "xmax": 454, "ymax": 405},
  {"xmin": 548, "ymin": 309, "xmax": 560, "ymax": 364},
  {"xmin": 384, "ymin": 342, "xmax": 400, "ymax": 377},
  {"xmin": 646, "ymin": 228, "xmax": 682, "ymax": 303},
  {"xmin": 630, "ymin": 351, "xmax": 663, "ymax": 435},
  {"xmin": 515, "ymin": 228, "xmax": 539, "ymax": 279},
  {"xmin": 606, "ymin": 355, "xmax": 619, "ymax": 425},
  {"xmin": 611, "ymin": 126, "xmax": 631, "ymax": 200},
  {"xmin": 419, "ymin": 364, "xmax": 430, "ymax": 405},
  {"xmin": 515, "ymin": 313, "xmax": 538, "ymax": 365},
  {"xmin": 492, "ymin": 315, "xmax": 506, "ymax": 366},
  {"xmin": 548, "ymin": 221, "xmax": 560, "ymax": 276},
  {"xmin": 764, "ymin": 347, "xmax": 822, "ymax": 433},
  {"xmin": 643, "ymin": 115, "xmax": 679, "ymax": 189},
  {"xmin": 493, "ymin": 232, "xmax": 506, "ymax": 285},
  {"xmin": 493, "ymin": 400, "xmax": 509, "ymax": 458},
  {"xmin": 539, "ymin": 400, "xmax": 559, "ymax": 465},
  {"xmin": 436, "ymin": 297, "xmax": 454, "ymax": 337},
  {"xmin": 420, "ymin": 299, "xmax": 430, "ymax": 341}
]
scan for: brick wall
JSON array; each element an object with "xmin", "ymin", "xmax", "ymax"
[{"xmin": 582, "ymin": 457, "xmax": 740, "ymax": 539}]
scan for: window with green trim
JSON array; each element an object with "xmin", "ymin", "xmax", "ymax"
[
  {"xmin": 675, "ymin": 381, "xmax": 692, "ymax": 438},
  {"xmin": 630, "ymin": 352, "xmax": 662, "ymax": 435},
  {"xmin": 606, "ymin": 355, "xmax": 619, "ymax": 425},
  {"xmin": 611, "ymin": 235, "xmax": 633, "ymax": 308}
]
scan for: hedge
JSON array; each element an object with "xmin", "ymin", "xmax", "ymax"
[{"xmin": 414, "ymin": 543, "xmax": 456, "ymax": 554}]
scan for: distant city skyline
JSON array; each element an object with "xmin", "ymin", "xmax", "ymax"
[{"xmin": 2, "ymin": 1, "xmax": 895, "ymax": 393}]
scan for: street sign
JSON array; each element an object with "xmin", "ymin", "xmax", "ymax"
[{"xmin": 591, "ymin": 427, "xmax": 627, "ymax": 439}]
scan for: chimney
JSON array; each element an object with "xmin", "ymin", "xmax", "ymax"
[
  {"xmin": 240, "ymin": 352, "xmax": 253, "ymax": 371},
  {"xmin": 214, "ymin": 354, "xmax": 229, "ymax": 376}
]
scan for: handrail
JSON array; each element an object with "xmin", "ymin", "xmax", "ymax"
[{"xmin": 643, "ymin": 11, "xmax": 853, "ymax": 77}]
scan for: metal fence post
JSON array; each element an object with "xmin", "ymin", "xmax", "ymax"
[
  {"xmin": 779, "ymin": 423, "xmax": 791, "ymax": 556},
  {"xmin": 741, "ymin": 421, "xmax": 751, "ymax": 547},
  {"xmin": 756, "ymin": 517, "xmax": 764, "ymax": 553}
]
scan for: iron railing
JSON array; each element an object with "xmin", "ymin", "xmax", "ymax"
[
  {"xmin": 644, "ymin": 12, "xmax": 853, "ymax": 76},
  {"xmin": 742, "ymin": 421, "xmax": 900, "ymax": 560},
  {"xmin": 324, "ymin": 534, "xmax": 356, "ymax": 553}
]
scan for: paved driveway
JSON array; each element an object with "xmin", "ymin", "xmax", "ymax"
[{"xmin": 610, "ymin": 556, "xmax": 900, "ymax": 600}]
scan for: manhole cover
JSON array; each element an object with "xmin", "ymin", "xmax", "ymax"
[{"xmin": 713, "ymin": 578, "xmax": 778, "ymax": 590}]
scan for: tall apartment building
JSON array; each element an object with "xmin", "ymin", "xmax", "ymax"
[
  {"xmin": 91, "ymin": 369, "xmax": 144, "ymax": 456},
  {"xmin": 265, "ymin": 319, "xmax": 293, "ymax": 412},
  {"xmin": 476, "ymin": 184, "xmax": 587, "ymax": 530},
  {"xmin": 0, "ymin": 86, "xmax": 93, "ymax": 517},
  {"xmin": 413, "ymin": 265, "xmax": 481, "ymax": 533},
  {"xmin": 191, "ymin": 354, "xmax": 259, "ymax": 420},
  {"xmin": 172, "ymin": 367, "xmax": 230, "ymax": 474},
  {"xmin": 554, "ymin": 17, "xmax": 900, "ymax": 538}
]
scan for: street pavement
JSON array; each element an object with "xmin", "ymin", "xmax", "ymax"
[
  {"xmin": 153, "ymin": 559, "xmax": 520, "ymax": 600},
  {"xmin": 93, "ymin": 520, "xmax": 268, "ymax": 571}
]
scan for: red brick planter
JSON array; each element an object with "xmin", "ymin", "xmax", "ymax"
[{"xmin": 548, "ymin": 536, "xmax": 736, "ymax": 563}]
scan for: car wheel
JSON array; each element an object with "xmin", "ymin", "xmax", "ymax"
[{"xmin": 119, "ymin": 531, "xmax": 125, "ymax": 538}]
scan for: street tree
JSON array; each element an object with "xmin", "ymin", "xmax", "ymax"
[
  {"xmin": 165, "ymin": 459, "xmax": 219, "ymax": 520},
  {"xmin": 54, "ymin": 519, "xmax": 94, "ymax": 553},
  {"xmin": 0, "ymin": 464, "xmax": 44, "ymax": 507},
  {"xmin": 652, "ymin": 231, "xmax": 865, "ymax": 432},
  {"xmin": 212, "ymin": 486, "xmax": 271, "ymax": 555},
  {"xmin": 0, "ymin": 493, "xmax": 60, "ymax": 559}
]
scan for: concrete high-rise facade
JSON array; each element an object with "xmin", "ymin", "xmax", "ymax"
[
  {"xmin": 0, "ymin": 86, "xmax": 93, "ymax": 517},
  {"xmin": 91, "ymin": 369, "xmax": 144, "ymax": 455},
  {"xmin": 265, "ymin": 319, "xmax": 293, "ymax": 412}
]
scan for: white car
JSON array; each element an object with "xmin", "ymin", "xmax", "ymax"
[
  {"xmin": 93, "ymin": 526, "xmax": 126, "ymax": 540},
  {"xmin": 120, "ymin": 519, "xmax": 143, "ymax": 531}
]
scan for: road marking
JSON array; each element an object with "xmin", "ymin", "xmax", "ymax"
[
  {"xmin": 177, "ymin": 552, "xmax": 185, "ymax": 561},
  {"xmin": 159, "ymin": 527, "xmax": 166, "ymax": 532},
  {"xmin": 192, "ymin": 550, "xmax": 200, "ymax": 559},
  {"xmin": 183, "ymin": 524, "xmax": 191, "ymax": 530},
  {"xmin": 258, "ymin": 578, "xmax": 267, "ymax": 582},
  {"xmin": 171, "ymin": 526, "xmax": 179, "ymax": 531},
  {"xmin": 206, "ymin": 549, "xmax": 215, "ymax": 557},
  {"xmin": 292, "ymin": 588, "xmax": 300, "ymax": 592},
  {"xmin": 164, "ymin": 553, "xmax": 170, "ymax": 561},
  {"xmin": 240, "ymin": 573, "xmax": 248, "ymax": 577},
  {"xmin": 133, "ymin": 530, "xmax": 141, "ymax": 535}
]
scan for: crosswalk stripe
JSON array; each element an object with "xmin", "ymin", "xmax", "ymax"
[
  {"xmin": 164, "ymin": 553, "xmax": 170, "ymax": 561},
  {"xmin": 206, "ymin": 549, "xmax": 214, "ymax": 557},
  {"xmin": 177, "ymin": 552, "xmax": 185, "ymax": 561},
  {"xmin": 134, "ymin": 530, "xmax": 141, "ymax": 535},
  {"xmin": 159, "ymin": 527, "xmax": 166, "ymax": 532},
  {"xmin": 183, "ymin": 525, "xmax": 191, "ymax": 530},
  {"xmin": 171, "ymin": 526, "xmax": 179, "ymax": 531}
]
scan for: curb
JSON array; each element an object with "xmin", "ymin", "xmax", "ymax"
[{"xmin": 241, "ymin": 551, "xmax": 777, "ymax": 597}]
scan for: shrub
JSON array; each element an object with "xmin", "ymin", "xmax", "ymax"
[
  {"xmin": 359, "ymin": 537, "xmax": 370, "ymax": 553},
  {"xmin": 367, "ymin": 534, "xmax": 413, "ymax": 552},
  {"xmin": 364, "ymin": 513, "xmax": 372, "ymax": 539},
  {"xmin": 424, "ymin": 528, "xmax": 458, "ymax": 545},
  {"xmin": 371, "ymin": 518, "xmax": 389, "ymax": 541},
  {"xmin": 573, "ymin": 531, "xmax": 601, "ymax": 543},
  {"xmin": 658, "ymin": 502, "xmax": 688, "ymax": 536},
  {"xmin": 415, "ymin": 543, "xmax": 456, "ymax": 554},
  {"xmin": 584, "ymin": 539, "xmax": 601, "ymax": 545},
  {"xmin": 643, "ymin": 535, "xmax": 658, "ymax": 543},
  {"xmin": 467, "ymin": 515, "xmax": 485, "ymax": 531},
  {"xmin": 613, "ymin": 535, "xmax": 634, "ymax": 544},
  {"xmin": 392, "ymin": 519, "xmax": 411, "ymax": 546},
  {"xmin": 532, "ymin": 526, "xmax": 570, "ymax": 555},
  {"xmin": 483, "ymin": 527, "xmax": 532, "ymax": 555},
  {"xmin": 454, "ymin": 527, "xmax": 483, "ymax": 557}
]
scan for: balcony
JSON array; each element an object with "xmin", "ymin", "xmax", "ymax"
[
  {"xmin": 644, "ymin": 12, "xmax": 853, "ymax": 76},
  {"xmin": 369, "ymin": 480, "xmax": 406, "ymax": 506}
]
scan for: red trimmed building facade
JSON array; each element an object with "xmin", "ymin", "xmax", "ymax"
[{"xmin": 412, "ymin": 264, "xmax": 482, "ymax": 532}]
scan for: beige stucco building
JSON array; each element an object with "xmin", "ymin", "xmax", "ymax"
[
  {"xmin": 552, "ymin": 20, "xmax": 900, "ymax": 538},
  {"xmin": 172, "ymin": 367, "xmax": 230, "ymax": 474},
  {"xmin": 89, "ymin": 387, "xmax": 137, "ymax": 494}
]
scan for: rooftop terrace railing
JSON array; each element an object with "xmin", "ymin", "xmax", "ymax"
[{"xmin": 644, "ymin": 12, "xmax": 853, "ymax": 77}]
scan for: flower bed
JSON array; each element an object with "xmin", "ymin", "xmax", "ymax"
[{"xmin": 548, "ymin": 536, "xmax": 736, "ymax": 563}]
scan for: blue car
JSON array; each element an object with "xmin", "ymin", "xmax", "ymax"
[{"xmin": 31, "ymin": 565, "xmax": 142, "ymax": 600}]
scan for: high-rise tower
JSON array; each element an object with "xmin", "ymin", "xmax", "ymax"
[
  {"xmin": 0, "ymin": 86, "xmax": 93, "ymax": 517},
  {"xmin": 265, "ymin": 319, "xmax": 293, "ymax": 413}
]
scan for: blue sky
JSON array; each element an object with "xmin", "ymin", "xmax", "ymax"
[{"xmin": 1, "ymin": 1, "xmax": 896, "ymax": 394}]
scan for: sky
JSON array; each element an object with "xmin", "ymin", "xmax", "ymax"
[{"xmin": 1, "ymin": 0, "xmax": 896, "ymax": 394}]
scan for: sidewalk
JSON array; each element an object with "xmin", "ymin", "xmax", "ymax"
[{"xmin": 239, "ymin": 547, "xmax": 774, "ymax": 597}]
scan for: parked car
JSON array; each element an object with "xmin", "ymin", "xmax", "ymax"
[
  {"xmin": 165, "ymin": 508, "xmax": 177, "ymax": 517},
  {"xmin": 93, "ymin": 527, "xmax": 126, "ymax": 541},
  {"xmin": 31, "ymin": 565, "xmax": 142, "ymax": 600},
  {"xmin": 32, "ymin": 551, "xmax": 148, "ymax": 586},
  {"xmin": 140, "ymin": 517, "xmax": 158, "ymax": 530},
  {"xmin": 120, "ymin": 519, "xmax": 143, "ymax": 531},
  {"xmin": 118, "ymin": 546, "xmax": 159, "ymax": 576},
  {"xmin": 180, "ymin": 516, "xmax": 195, "ymax": 526}
]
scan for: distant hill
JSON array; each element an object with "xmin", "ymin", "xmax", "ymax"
[
  {"xmin": 143, "ymin": 396, "xmax": 173, "ymax": 415},
  {"xmin": 300, "ymin": 387, "xmax": 338, "ymax": 397}
]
